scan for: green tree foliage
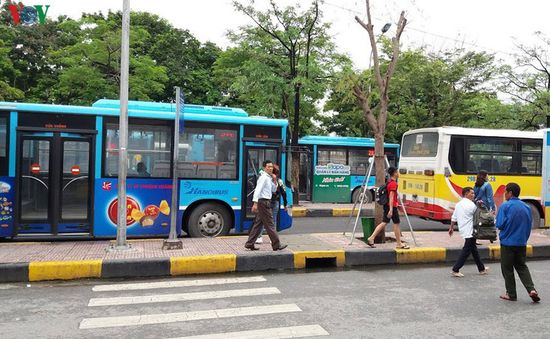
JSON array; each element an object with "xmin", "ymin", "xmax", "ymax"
[
  {"xmin": 324, "ymin": 47, "xmax": 508, "ymax": 143},
  {"xmin": 217, "ymin": 0, "xmax": 350, "ymax": 136},
  {"xmin": 501, "ymin": 32, "xmax": 550, "ymax": 129},
  {"xmin": 0, "ymin": 7, "xmax": 220, "ymax": 105}
]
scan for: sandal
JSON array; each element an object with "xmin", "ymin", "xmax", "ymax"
[
  {"xmin": 366, "ymin": 239, "xmax": 376, "ymax": 248},
  {"xmin": 499, "ymin": 294, "xmax": 517, "ymax": 301},
  {"xmin": 396, "ymin": 244, "xmax": 410, "ymax": 249},
  {"xmin": 529, "ymin": 291, "xmax": 541, "ymax": 303}
]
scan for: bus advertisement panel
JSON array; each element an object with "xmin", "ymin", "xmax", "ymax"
[{"xmin": 93, "ymin": 179, "xmax": 173, "ymax": 237}]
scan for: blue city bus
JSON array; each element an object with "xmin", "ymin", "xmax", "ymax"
[
  {"xmin": 0, "ymin": 100, "xmax": 292, "ymax": 239},
  {"xmin": 298, "ymin": 135, "xmax": 400, "ymax": 203}
]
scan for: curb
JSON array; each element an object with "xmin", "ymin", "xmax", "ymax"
[
  {"xmin": 1, "ymin": 245, "xmax": 549, "ymax": 283},
  {"xmin": 292, "ymin": 208, "xmax": 372, "ymax": 218}
]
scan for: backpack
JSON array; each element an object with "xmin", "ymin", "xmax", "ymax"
[
  {"xmin": 375, "ymin": 183, "xmax": 389, "ymax": 206},
  {"xmin": 472, "ymin": 204, "xmax": 497, "ymax": 241}
]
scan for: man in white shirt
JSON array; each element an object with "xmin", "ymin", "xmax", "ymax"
[
  {"xmin": 245, "ymin": 160, "xmax": 287, "ymax": 251},
  {"xmin": 448, "ymin": 186, "xmax": 489, "ymax": 277}
]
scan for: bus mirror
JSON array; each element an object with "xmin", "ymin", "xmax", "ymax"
[
  {"xmin": 399, "ymin": 168, "xmax": 407, "ymax": 174},
  {"xmin": 424, "ymin": 169, "xmax": 435, "ymax": 176},
  {"xmin": 444, "ymin": 167, "xmax": 451, "ymax": 177}
]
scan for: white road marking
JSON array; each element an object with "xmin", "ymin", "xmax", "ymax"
[
  {"xmin": 92, "ymin": 276, "xmax": 267, "ymax": 292},
  {"xmin": 170, "ymin": 324, "xmax": 330, "ymax": 338},
  {"xmin": 79, "ymin": 303, "xmax": 302, "ymax": 329},
  {"xmin": 88, "ymin": 287, "xmax": 280, "ymax": 306}
]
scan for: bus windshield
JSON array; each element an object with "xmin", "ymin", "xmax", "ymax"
[{"xmin": 401, "ymin": 132, "xmax": 439, "ymax": 157}]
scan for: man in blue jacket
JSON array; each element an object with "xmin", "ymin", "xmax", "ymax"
[{"xmin": 495, "ymin": 183, "xmax": 540, "ymax": 302}]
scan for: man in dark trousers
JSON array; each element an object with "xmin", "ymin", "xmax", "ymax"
[
  {"xmin": 245, "ymin": 160, "xmax": 287, "ymax": 251},
  {"xmin": 496, "ymin": 183, "xmax": 540, "ymax": 302},
  {"xmin": 448, "ymin": 187, "xmax": 489, "ymax": 277}
]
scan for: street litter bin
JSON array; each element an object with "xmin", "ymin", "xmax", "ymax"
[{"xmin": 361, "ymin": 217, "xmax": 375, "ymax": 240}]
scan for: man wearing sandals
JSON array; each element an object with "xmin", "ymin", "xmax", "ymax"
[
  {"xmin": 366, "ymin": 167, "xmax": 409, "ymax": 249},
  {"xmin": 496, "ymin": 183, "xmax": 540, "ymax": 302},
  {"xmin": 448, "ymin": 187, "xmax": 489, "ymax": 277}
]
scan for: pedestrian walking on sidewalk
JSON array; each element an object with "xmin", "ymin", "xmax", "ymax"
[
  {"xmin": 256, "ymin": 164, "xmax": 287, "ymax": 244},
  {"xmin": 245, "ymin": 160, "xmax": 287, "ymax": 251},
  {"xmin": 474, "ymin": 170, "xmax": 496, "ymax": 212},
  {"xmin": 448, "ymin": 187, "xmax": 488, "ymax": 277},
  {"xmin": 366, "ymin": 167, "xmax": 409, "ymax": 249},
  {"xmin": 496, "ymin": 183, "xmax": 540, "ymax": 302}
]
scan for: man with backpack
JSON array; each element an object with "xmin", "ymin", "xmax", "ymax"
[
  {"xmin": 448, "ymin": 187, "xmax": 489, "ymax": 277},
  {"xmin": 366, "ymin": 167, "xmax": 409, "ymax": 249}
]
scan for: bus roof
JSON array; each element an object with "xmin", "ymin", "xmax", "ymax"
[
  {"xmin": 92, "ymin": 99, "xmax": 249, "ymax": 117},
  {"xmin": 403, "ymin": 126, "xmax": 543, "ymax": 139},
  {"xmin": 0, "ymin": 100, "xmax": 288, "ymax": 127},
  {"xmin": 298, "ymin": 135, "xmax": 400, "ymax": 148}
]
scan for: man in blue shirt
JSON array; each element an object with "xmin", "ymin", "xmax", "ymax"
[{"xmin": 495, "ymin": 183, "xmax": 540, "ymax": 302}]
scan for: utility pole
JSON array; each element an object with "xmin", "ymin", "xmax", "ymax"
[
  {"xmin": 163, "ymin": 87, "xmax": 184, "ymax": 250},
  {"xmin": 111, "ymin": 0, "xmax": 131, "ymax": 251}
]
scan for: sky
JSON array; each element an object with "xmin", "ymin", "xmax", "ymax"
[{"xmin": 30, "ymin": 0, "xmax": 550, "ymax": 69}]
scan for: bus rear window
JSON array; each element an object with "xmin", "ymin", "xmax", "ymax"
[{"xmin": 401, "ymin": 132, "xmax": 439, "ymax": 157}]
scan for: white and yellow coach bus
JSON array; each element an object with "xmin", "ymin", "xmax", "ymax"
[{"xmin": 399, "ymin": 127, "xmax": 544, "ymax": 228}]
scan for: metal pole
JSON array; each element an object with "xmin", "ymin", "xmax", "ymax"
[
  {"xmin": 114, "ymin": 0, "xmax": 131, "ymax": 249},
  {"xmin": 348, "ymin": 157, "xmax": 374, "ymax": 244},
  {"xmin": 163, "ymin": 87, "xmax": 183, "ymax": 249}
]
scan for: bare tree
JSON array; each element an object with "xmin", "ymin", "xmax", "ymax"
[{"xmin": 353, "ymin": 0, "xmax": 407, "ymax": 242}]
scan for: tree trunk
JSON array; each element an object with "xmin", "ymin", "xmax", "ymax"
[
  {"xmin": 374, "ymin": 132, "xmax": 386, "ymax": 243},
  {"xmin": 291, "ymin": 84, "xmax": 301, "ymax": 205}
]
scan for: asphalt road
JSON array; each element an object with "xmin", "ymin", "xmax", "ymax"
[
  {"xmin": 285, "ymin": 216, "xmax": 447, "ymax": 234},
  {"xmin": 1, "ymin": 261, "xmax": 548, "ymax": 338}
]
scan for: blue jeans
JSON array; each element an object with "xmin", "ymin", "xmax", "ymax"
[{"xmin": 258, "ymin": 200, "xmax": 279, "ymax": 235}]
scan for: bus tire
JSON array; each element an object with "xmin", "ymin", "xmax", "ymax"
[
  {"xmin": 528, "ymin": 203, "xmax": 541, "ymax": 229},
  {"xmin": 352, "ymin": 188, "xmax": 372, "ymax": 204},
  {"xmin": 187, "ymin": 203, "xmax": 231, "ymax": 238}
]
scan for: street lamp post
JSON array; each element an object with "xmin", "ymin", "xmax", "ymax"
[
  {"xmin": 367, "ymin": 23, "xmax": 391, "ymax": 93},
  {"xmin": 110, "ymin": 0, "xmax": 132, "ymax": 251}
]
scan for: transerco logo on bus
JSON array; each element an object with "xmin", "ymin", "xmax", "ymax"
[{"xmin": 185, "ymin": 187, "xmax": 228, "ymax": 195}]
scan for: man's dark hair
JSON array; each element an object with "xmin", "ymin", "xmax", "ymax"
[
  {"xmin": 462, "ymin": 186, "xmax": 473, "ymax": 197},
  {"xmin": 262, "ymin": 160, "xmax": 273, "ymax": 168},
  {"xmin": 387, "ymin": 167, "xmax": 397, "ymax": 177},
  {"xmin": 505, "ymin": 182, "xmax": 520, "ymax": 197}
]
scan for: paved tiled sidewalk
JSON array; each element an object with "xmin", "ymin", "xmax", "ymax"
[{"xmin": 1, "ymin": 230, "xmax": 549, "ymax": 264}]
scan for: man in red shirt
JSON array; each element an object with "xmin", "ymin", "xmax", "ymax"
[{"xmin": 366, "ymin": 167, "xmax": 409, "ymax": 249}]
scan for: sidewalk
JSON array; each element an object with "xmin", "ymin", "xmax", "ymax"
[
  {"xmin": 1, "ymin": 230, "xmax": 549, "ymax": 283},
  {"xmin": 292, "ymin": 201, "xmax": 373, "ymax": 217}
]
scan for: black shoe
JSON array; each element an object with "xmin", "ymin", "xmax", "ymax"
[
  {"xmin": 273, "ymin": 244, "xmax": 288, "ymax": 251},
  {"xmin": 245, "ymin": 244, "xmax": 259, "ymax": 251}
]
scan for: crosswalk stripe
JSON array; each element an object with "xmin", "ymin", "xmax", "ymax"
[
  {"xmin": 88, "ymin": 287, "xmax": 281, "ymax": 306},
  {"xmin": 92, "ymin": 276, "xmax": 267, "ymax": 292},
  {"xmin": 169, "ymin": 324, "xmax": 330, "ymax": 338},
  {"xmin": 79, "ymin": 303, "xmax": 302, "ymax": 329}
]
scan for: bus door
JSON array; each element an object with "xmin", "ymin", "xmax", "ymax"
[
  {"xmin": 242, "ymin": 144, "xmax": 279, "ymax": 226},
  {"xmin": 17, "ymin": 132, "xmax": 94, "ymax": 235}
]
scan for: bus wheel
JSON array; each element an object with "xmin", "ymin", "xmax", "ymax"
[
  {"xmin": 352, "ymin": 188, "xmax": 372, "ymax": 204},
  {"xmin": 528, "ymin": 203, "xmax": 541, "ymax": 229},
  {"xmin": 188, "ymin": 203, "xmax": 231, "ymax": 237}
]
